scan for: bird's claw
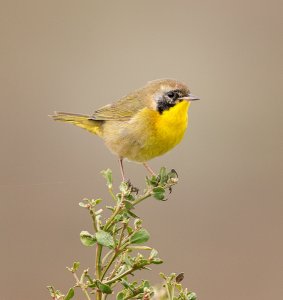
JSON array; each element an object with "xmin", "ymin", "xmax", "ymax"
[{"xmin": 126, "ymin": 179, "xmax": 139, "ymax": 194}]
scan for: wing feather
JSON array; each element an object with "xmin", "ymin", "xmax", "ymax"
[{"xmin": 90, "ymin": 95, "xmax": 144, "ymax": 121}]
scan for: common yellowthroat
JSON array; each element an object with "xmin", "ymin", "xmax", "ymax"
[{"xmin": 51, "ymin": 79, "xmax": 199, "ymax": 180}]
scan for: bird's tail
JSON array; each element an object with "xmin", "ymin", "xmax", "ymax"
[{"xmin": 50, "ymin": 112, "xmax": 103, "ymax": 135}]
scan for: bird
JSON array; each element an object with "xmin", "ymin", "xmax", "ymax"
[{"xmin": 50, "ymin": 79, "xmax": 199, "ymax": 181}]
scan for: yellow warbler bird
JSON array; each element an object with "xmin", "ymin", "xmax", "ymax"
[{"xmin": 50, "ymin": 79, "xmax": 199, "ymax": 180}]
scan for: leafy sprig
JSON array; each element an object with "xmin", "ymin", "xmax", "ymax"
[{"xmin": 48, "ymin": 168, "xmax": 196, "ymax": 300}]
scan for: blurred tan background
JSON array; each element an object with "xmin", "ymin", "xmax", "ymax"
[{"xmin": 0, "ymin": 0, "xmax": 282, "ymax": 299}]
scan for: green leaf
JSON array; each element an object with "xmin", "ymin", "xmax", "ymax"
[
  {"xmin": 67, "ymin": 261, "xmax": 80, "ymax": 273},
  {"xmin": 95, "ymin": 230, "xmax": 115, "ymax": 248},
  {"xmin": 79, "ymin": 200, "xmax": 89, "ymax": 208},
  {"xmin": 153, "ymin": 192, "xmax": 165, "ymax": 201},
  {"xmin": 135, "ymin": 258, "xmax": 149, "ymax": 268},
  {"xmin": 168, "ymin": 169, "xmax": 178, "ymax": 179},
  {"xmin": 119, "ymin": 181, "xmax": 129, "ymax": 193},
  {"xmin": 153, "ymin": 187, "xmax": 165, "ymax": 193},
  {"xmin": 158, "ymin": 167, "xmax": 168, "ymax": 184},
  {"xmin": 188, "ymin": 292, "xmax": 197, "ymax": 300},
  {"xmin": 79, "ymin": 198, "xmax": 102, "ymax": 208},
  {"xmin": 120, "ymin": 278, "xmax": 131, "ymax": 289},
  {"xmin": 101, "ymin": 169, "xmax": 113, "ymax": 188},
  {"xmin": 106, "ymin": 205, "xmax": 115, "ymax": 211},
  {"xmin": 47, "ymin": 286, "xmax": 64, "ymax": 298},
  {"xmin": 72, "ymin": 261, "xmax": 80, "ymax": 272},
  {"xmin": 128, "ymin": 246, "xmax": 152, "ymax": 251},
  {"xmin": 149, "ymin": 248, "xmax": 158, "ymax": 259},
  {"xmin": 47, "ymin": 286, "xmax": 56, "ymax": 298},
  {"xmin": 64, "ymin": 288, "xmax": 74, "ymax": 300},
  {"xmin": 130, "ymin": 228, "xmax": 150, "ymax": 244},
  {"xmin": 127, "ymin": 209, "xmax": 139, "ymax": 218},
  {"xmin": 88, "ymin": 281, "xmax": 97, "ymax": 288},
  {"xmin": 142, "ymin": 280, "xmax": 150, "ymax": 288},
  {"xmin": 114, "ymin": 213, "xmax": 123, "ymax": 222},
  {"xmin": 168, "ymin": 169, "xmax": 179, "ymax": 184},
  {"xmin": 91, "ymin": 198, "xmax": 102, "ymax": 206},
  {"xmin": 127, "ymin": 226, "xmax": 133, "ymax": 235},
  {"xmin": 124, "ymin": 200, "xmax": 134, "ymax": 210},
  {"xmin": 146, "ymin": 175, "xmax": 159, "ymax": 187},
  {"xmin": 125, "ymin": 194, "xmax": 135, "ymax": 201},
  {"xmin": 96, "ymin": 281, "xmax": 113, "ymax": 294},
  {"xmin": 134, "ymin": 218, "xmax": 142, "ymax": 229},
  {"xmin": 153, "ymin": 187, "xmax": 166, "ymax": 200},
  {"xmin": 151, "ymin": 258, "xmax": 163, "ymax": 264},
  {"xmin": 116, "ymin": 291, "xmax": 125, "ymax": 300},
  {"xmin": 80, "ymin": 231, "xmax": 96, "ymax": 247},
  {"xmin": 123, "ymin": 254, "xmax": 133, "ymax": 267},
  {"xmin": 152, "ymin": 186, "xmax": 165, "ymax": 193}
]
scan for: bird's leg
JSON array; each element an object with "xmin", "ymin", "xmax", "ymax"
[
  {"xmin": 143, "ymin": 162, "xmax": 156, "ymax": 177},
  {"xmin": 118, "ymin": 158, "xmax": 138, "ymax": 193},
  {"xmin": 118, "ymin": 157, "xmax": 126, "ymax": 182}
]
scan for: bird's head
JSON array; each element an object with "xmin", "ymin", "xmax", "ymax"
[{"xmin": 144, "ymin": 79, "xmax": 199, "ymax": 113}]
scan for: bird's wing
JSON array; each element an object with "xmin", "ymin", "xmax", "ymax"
[{"xmin": 90, "ymin": 95, "xmax": 144, "ymax": 121}]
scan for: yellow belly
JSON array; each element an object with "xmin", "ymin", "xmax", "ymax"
[
  {"xmin": 103, "ymin": 101, "xmax": 190, "ymax": 162},
  {"xmin": 138, "ymin": 101, "xmax": 190, "ymax": 161}
]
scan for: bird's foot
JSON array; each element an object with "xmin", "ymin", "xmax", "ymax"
[
  {"xmin": 170, "ymin": 169, "xmax": 178, "ymax": 178},
  {"xmin": 125, "ymin": 179, "xmax": 139, "ymax": 194}
]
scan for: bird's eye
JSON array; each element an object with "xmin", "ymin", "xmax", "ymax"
[{"xmin": 167, "ymin": 91, "xmax": 177, "ymax": 99}]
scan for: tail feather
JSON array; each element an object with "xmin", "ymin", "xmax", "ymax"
[{"xmin": 50, "ymin": 112, "xmax": 102, "ymax": 135}]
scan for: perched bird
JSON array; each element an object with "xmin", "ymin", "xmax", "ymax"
[{"xmin": 50, "ymin": 79, "xmax": 199, "ymax": 180}]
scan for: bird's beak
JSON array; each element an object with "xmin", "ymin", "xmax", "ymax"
[
  {"xmin": 188, "ymin": 93, "xmax": 200, "ymax": 101},
  {"xmin": 180, "ymin": 94, "xmax": 200, "ymax": 101}
]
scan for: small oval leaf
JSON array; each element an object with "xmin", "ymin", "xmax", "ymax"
[
  {"xmin": 72, "ymin": 261, "xmax": 80, "ymax": 272},
  {"xmin": 116, "ymin": 291, "xmax": 125, "ymax": 300},
  {"xmin": 153, "ymin": 187, "xmax": 166, "ymax": 200},
  {"xmin": 96, "ymin": 281, "xmax": 113, "ymax": 294},
  {"xmin": 95, "ymin": 230, "xmax": 115, "ymax": 248},
  {"xmin": 64, "ymin": 288, "xmax": 74, "ymax": 300},
  {"xmin": 149, "ymin": 248, "xmax": 158, "ymax": 259},
  {"xmin": 80, "ymin": 231, "xmax": 96, "ymax": 246},
  {"xmin": 101, "ymin": 169, "xmax": 113, "ymax": 188},
  {"xmin": 188, "ymin": 292, "xmax": 197, "ymax": 300},
  {"xmin": 130, "ymin": 228, "xmax": 150, "ymax": 244},
  {"xmin": 151, "ymin": 258, "xmax": 163, "ymax": 264}
]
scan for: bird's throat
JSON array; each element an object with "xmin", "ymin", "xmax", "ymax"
[{"xmin": 158, "ymin": 100, "xmax": 190, "ymax": 129}]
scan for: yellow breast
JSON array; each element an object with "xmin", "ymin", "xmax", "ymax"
[
  {"xmin": 101, "ymin": 101, "xmax": 190, "ymax": 162},
  {"xmin": 134, "ymin": 101, "xmax": 190, "ymax": 161}
]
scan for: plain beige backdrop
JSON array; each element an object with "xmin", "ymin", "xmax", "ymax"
[{"xmin": 0, "ymin": 0, "xmax": 282, "ymax": 299}]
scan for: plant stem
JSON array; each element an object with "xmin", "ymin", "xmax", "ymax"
[
  {"xmin": 101, "ymin": 249, "xmax": 114, "ymax": 265},
  {"xmin": 73, "ymin": 273, "xmax": 91, "ymax": 300},
  {"xmin": 104, "ymin": 194, "xmax": 124, "ymax": 231},
  {"xmin": 96, "ymin": 291, "xmax": 102, "ymax": 300},
  {"xmin": 101, "ymin": 223, "xmax": 126, "ymax": 280},
  {"xmin": 93, "ymin": 207, "xmax": 102, "ymax": 300},
  {"xmin": 96, "ymin": 245, "xmax": 103, "ymax": 279},
  {"xmin": 171, "ymin": 283, "xmax": 175, "ymax": 300},
  {"xmin": 101, "ymin": 252, "xmax": 117, "ymax": 280},
  {"xmin": 95, "ymin": 244, "xmax": 103, "ymax": 300},
  {"xmin": 108, "ymin": 256, "xmax": 123, "ymax": 280},
  {"xmin": 117, "ymin": 223, "xmax": 127, "ymax": 249},
  {"xmin": 108, "ymin": 187, "xmax": 117, "ymax": 202},
  {"xmin": 104, "ymin": 267, "xmax": 136, "ymax": 285},
  {"xmin": 132, "ymin": 180, "xmax": 177, "ymax": 207},
  {"xmin": 90, "ymin": 209, "xmax": 98, "ymax": 232},
  {"xmin": 132, "ymin": 192, "xmax": 152, "ymax": 206},
  {"xmin": 95, "ymin": 193, "xmax": 125, "ymax": 299}
]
